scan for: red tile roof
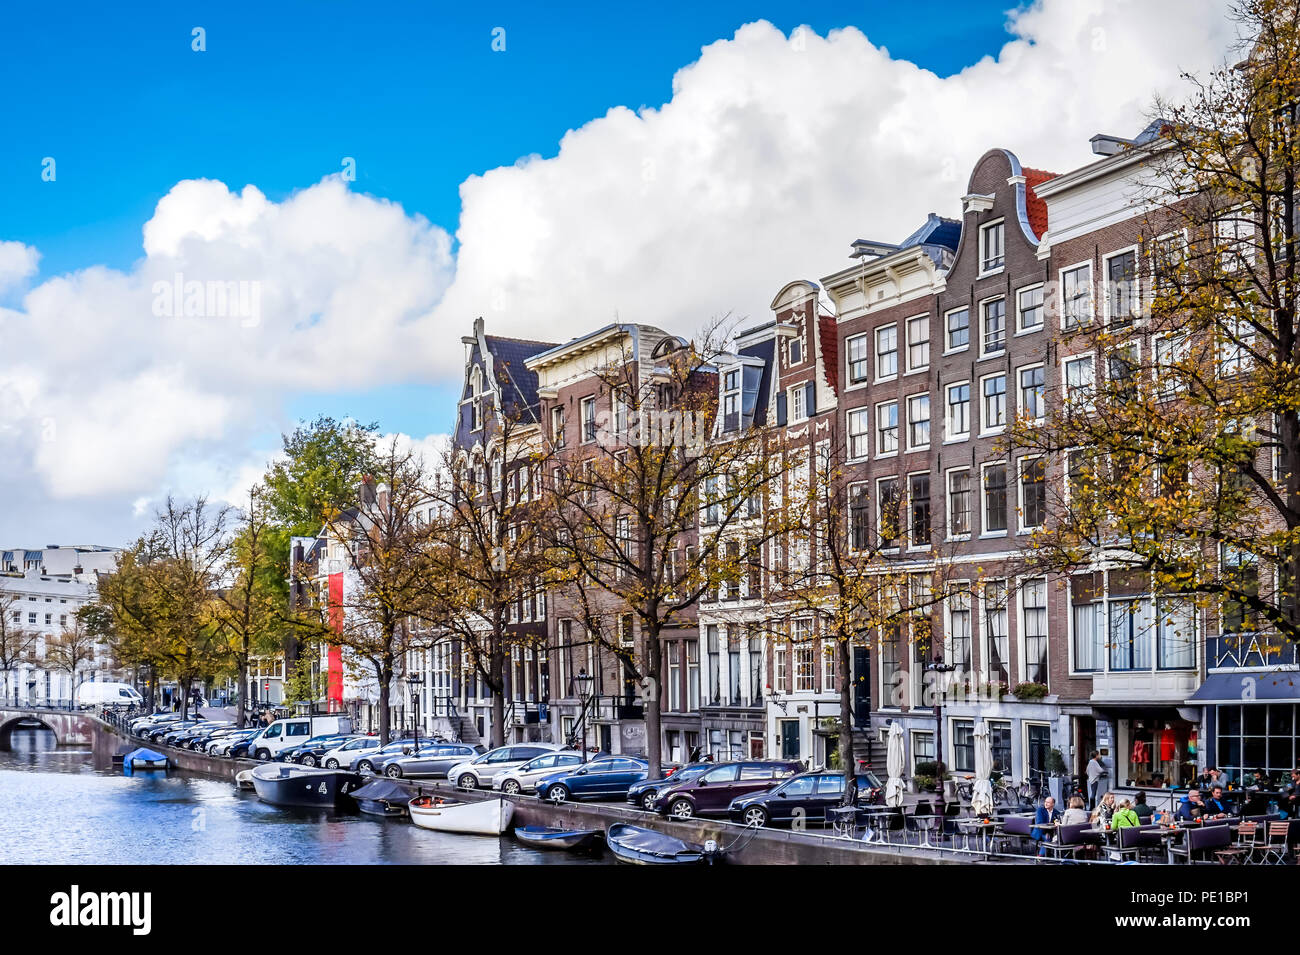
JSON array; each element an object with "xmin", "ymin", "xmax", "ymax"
[
  {"xmin": 818, "ymin": 312, "xmax": 839, "ymax": 396},
  {"xmin": 1023, "ymin": 168, "xmax": 1056, "ymax": 241}
]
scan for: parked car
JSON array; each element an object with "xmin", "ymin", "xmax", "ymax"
[
  {"xmin": 626, "ymin": 762, "xmax": 715, "ymax": 811},
  {"xmin": 145, "ymin": 720, "xmax": 203, "ymax": 743},
  {"xmin": 447, "ymin": 744, "xmax": 564, "ymax": 790},
  {"xmin": 492, "ymin": 751, "xmax": 588, "ymax": 794},
  {"xmin": 209, "ymin": 729, "xmax": 260, "ymax": 755},
  {"xmin": 278, "ymin": 734, "xmax": 357, "ymax": 766},
  {"xmin": 356, "ymin": 739, "xmax": 424, "ymax": 774},
  {"xmin": 228, "ymin": 729, "xmax": 267, "ymax": 759},
  {"xmin": 319, "ymin": 736, "xmax": 383, "ymax": 769},
  {"xmin": 252, "ymin": 715, "xmax": 353, "ymax": 761},
  {"xmin": 381, "ymin": 743, "xmax": 484, "ymax": 779},
  {"xmin": 652, "ymin": 760, "xmax": 802, "ymax": 819},
  {"xmin": 727, "ymin": 771, "xmax": 882, "ymax": 828},
  {"xmin": 535, "ymin": 756, "xmax": 659, "ymax": 803},
  {"xmin": 77, "ymin": 681, "xmax": 143, "ymax": 708}
]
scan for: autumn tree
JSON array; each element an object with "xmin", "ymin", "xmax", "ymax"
[
  {"xmin": 417, "ymin": 405, "xmax": 551, "ymax": 750},
  {"xmin": 1010, "ymin": 0, "xmax": 1300, "ymax": 666},
  {"xmin": 49, "ymin": 610, "xmax": 99, "ymax": 705},
  {"xmin": 546, "ymin": 326, "xmax": 788, "ymax": 781}
]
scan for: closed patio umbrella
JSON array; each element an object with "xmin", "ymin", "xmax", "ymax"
[
  {"xmin": 885, "ymin": 721, "xmax": 905, "ymax": 808},
  {"xmin": 971, "ymin": 721, "xmax": 995, "ymax": 816}
]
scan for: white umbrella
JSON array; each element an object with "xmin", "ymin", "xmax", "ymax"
[
  {"xmin": 971, "ymin": 721, "xmax": 995, "ymax": 816},
  {"xmin": 884, "ymin": 721, "xmax": 905, "ymax": 808}
]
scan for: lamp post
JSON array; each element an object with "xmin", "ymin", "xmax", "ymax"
[
  {"xmin": 574, "ymin": 668, "xmax": 594, "ymax": 764},
  {"xmin": 407, "ymin": 672, "xmax": 424, "ymax": 754}
]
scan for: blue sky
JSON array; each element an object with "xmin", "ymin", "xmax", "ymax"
[
  {"xmin": 1, "ymin": 1, "xmax": 1018, "ymax": 442},
  {"xmin": 0, "ymin": 0, "xmax": 1234, "ymax": 544}
]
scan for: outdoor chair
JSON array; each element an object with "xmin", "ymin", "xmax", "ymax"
[
  {"xmin": 1259, "ymin": 822, "xmax": 1290, "ymax": 864},
  {"xmin": 1117, "ymin": 824, "xmax": 1163, "ymax": 862},
  {"xmin": 1170, "ymin": 822, "xmax": 1232, "ymax": 863},
  {"xmin": 1041, "ymin": 821, "xmax": 1100, "ymax": 860},
  {"xmin": 1000, "ymin": 813, "xmax": 1033, "ymax": 854}
]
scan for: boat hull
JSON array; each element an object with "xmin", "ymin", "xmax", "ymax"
[
  {"xmin": 409, "ymin": 796, "xmax": 514, "ymax": 835},
  {"xmin": 606, "ymin": 824, "xmax": 705, "ymax": 865},
  {"xmin": 514, "ymin": 826, "xmax": 602, "ymax": 851},
  {"xmin": 250, "ymin": 765, "xmax": 362, "ymax": 809},
  {"xmin": 356, "ymin": 799, "xmax": 409, "ymax": 818}
]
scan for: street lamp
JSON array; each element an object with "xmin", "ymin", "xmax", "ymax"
[
  {"xmin": 574, "ymin": 668, "xmax": 594, "ymax": 764},
  {"xmin": 407, "ymin": 672, "xmax": 424, "ymax": 755}
]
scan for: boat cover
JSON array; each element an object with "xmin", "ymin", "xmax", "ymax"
[
  {"xmin": 610, "ymin": 825, "xmax": 698, "ymax": 856},
  {"xmin": 125, "ymin": 748, "xmax": 166, "ymax": 763},
  {"xmin": 350, "ymin": 779, "xmax": 412, "ymax": 803}
]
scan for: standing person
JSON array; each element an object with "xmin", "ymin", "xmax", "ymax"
[
  {"xmin": 1085, "ymin": 751, "xmax": 1107, "ymax": 809},
  {"xmin": 1283, "ymin": 769, "xmax": 1300, "ymax": 819}
]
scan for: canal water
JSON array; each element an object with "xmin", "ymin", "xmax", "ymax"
[{"xmin": 0, "ymin": 728, "xmax": 603, "ymax": 865}]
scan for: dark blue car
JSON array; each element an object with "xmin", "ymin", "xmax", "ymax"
[
  {"xmin": 728, "ymin": 771, "xmax": 882, "ymax": 828},
  {"xmin": 536, "ymin": 756, "xmax": 653, "ymax": 803}
]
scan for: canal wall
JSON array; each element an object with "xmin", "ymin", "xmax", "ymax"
[
  {"xmin": 91, "ymin": 717, "xmax": 257, "ymax": 782},
  {"xmin": 405, "ymin": 782, "xmax": 968, "ymax": 865}
]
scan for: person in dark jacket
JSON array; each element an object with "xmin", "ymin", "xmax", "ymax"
[
  {"xmin": 1178, "ymin": 789, "xmax": 1207, "ymax": 821},
  {"xmin": 1032, "ymin": 796, "xmax": 1062, "ymax": 841},
  {"xmin": 1132, "ymin": 790, "xmax": 1155, "ymax": 822},
  {"xmin": 1203, "ymin": 786, "xmax": 1230, "ymax": 819}
]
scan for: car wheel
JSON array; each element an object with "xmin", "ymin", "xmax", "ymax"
[
  {"xmin": 641, "ymin": 791, "xmax": 658, "ymax": 811},
  {"xmin": 301, "ymin": 755, "xmax": 318, "ymax": 767},
  {"xmin": 324, "ymin": 759, "xmax": 339, "ymax": 769},
  {"xmin": 548, "ymin": 785, "xmax": 571, "ymax": 804},
  {"xmin": 457, "ymin": 773, "xmax": 478, "ymax": 791},
  {"xmin": 669, "ymin": 798, "xmax": 695, "ymax": 820},
  {"xmin": 502, "ymin": 779, "xmax": 521, "ymax": 795},
  {"xmin": 358, "ymin": 761, "xmax": 373, "ymax": 773},
  {"xmin": 385, "ymin": 765, "xmax": 403, "ymax": 778},
  {"xmin": 255, "ymin": 749, "xmax": 270, "ymax": 761},
  {"xmin": 742, "ymin": 806, "xmax": 769, "ymax": 828}
]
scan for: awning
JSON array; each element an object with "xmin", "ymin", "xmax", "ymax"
[{"xmin": 1186, "ymin": 671, "xmax": 1300, "ymax": 704}]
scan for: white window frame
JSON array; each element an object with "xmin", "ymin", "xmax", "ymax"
[
  {"xmin": 945, "ymin": 306, "xmax": 970, "ymax": 354},
  {"xmin": 1017, "ymin": 363, "xmax": 1046, "ymax": 425},
  {"xmin": 945, "ymin": 466, "xmax": 973, "ymax": 540},
  {"xmin": 790, "ymin": 384, "xmax": 808, "ymax": 423},
  {"xmin": 1062, "ymin": 353, "xmax": 1096, "ymax": 410},
  {"xmin": 979, "ymin": 218, "xmax": 1006, "ymax": 276},
  {"xmin": 1059, "ymin": 261, "xmax": 1094, "ymax": 330},
  {"xmin": 845, "ymin": 332, "xmax": 870, "ymax": 386},
  {"xmin": 944, "ymin": 380, "xmax": 971, "ymax": 442},
  {"xmin": 846, "ymin": 407, "xmax": 871, "ymax": 461},
  {"xmin": 875, "ymin": 324, "xmax": 898, "ymax": 381},
  {"xmin": 906, "ymin": 392, "xmax": 931, "ymax": 452},
  {"xmin": 1016, "ymin": 282, "xmax": 1045, "ymax": 334},
  {"xmin": 980, "ymin": 295, "xmax": 1007, "ymax": 358},
  {"xmin": 979, "ymin": 371, "xmax": 1007, "ymax": 435},
  {"xmin": 1103, "ymin": 245, "xmax": 1141, "ymax": 326},
  {"xmin": 875, "ymin": 400, "xmax": 899, "ymax": 457},
  {"xmin": 905, "ymin": 313, "xmax": 930, "ymax": 373}
]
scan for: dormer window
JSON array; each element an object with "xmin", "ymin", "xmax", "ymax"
[
  {"xmin": 722, "ymin": 369, "xmax": 741, "ymax": 433},
  {"xmin": 980, "ymin": 220, "xmax": 1005, "ymax": 274},
  {"xmin": 788, "ymin": 335, "xmax": 803, "ymax": 366}
]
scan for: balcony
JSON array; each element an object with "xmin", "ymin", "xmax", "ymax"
[{"xmin": 1090, "ymin": 669, "xmax": 1198, "ymax": 704}]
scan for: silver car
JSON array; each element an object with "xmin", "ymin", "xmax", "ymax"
[
  {"xmin": 448, "ymin": 744, "xmax": 564, "ymax": 790},
  {"xmin": 382, "ymin": 743, "xmax": 483, "ymax": 779},
  {"xmin": 493, "ymin": 751, "xmax": 587, "ymax": 794}
]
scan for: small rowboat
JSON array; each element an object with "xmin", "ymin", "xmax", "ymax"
[
  {"xmin": 122, "ymin": 747, "xmax": 168, "ymax": 774},
  {"xmin": 409, "ymin": 795, "xmax": 514, "ymax": 835},
  {"xmin": 606, "ymin": 824, "xmax": 711, "ymax": 865},
  {"xmin": 514, "ymin": 825, "xmax": 603, "ymax": 851},
  {"xmin": 235, "ymin": 769, "xmax": 256, "ymax": 790}
]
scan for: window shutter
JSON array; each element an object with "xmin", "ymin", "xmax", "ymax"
[
  {"xmin": 806, "ymin": 381, "xmax": 816, "ymax": 415},
  {"xmin": 776, "ymin": 392, "xmax": 788, "ymax": 426}
]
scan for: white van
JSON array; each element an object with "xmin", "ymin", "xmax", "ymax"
[
  {"xmin": 77, "ymin": 682, "xmax": 144, "ymax": 708},
  {"xmin": 252, "ymin": 714, "xmax": 353, "ymax": 761}
]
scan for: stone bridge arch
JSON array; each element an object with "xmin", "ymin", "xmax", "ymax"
[{"xmin": 0, "ymin": 708, "xmax": 98, "ymax": 749}]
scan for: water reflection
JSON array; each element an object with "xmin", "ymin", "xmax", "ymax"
[{"xmin": 0, "ymin": 729, "xmax": 603, "ymax": 866}]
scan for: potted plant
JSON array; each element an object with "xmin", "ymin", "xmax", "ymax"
[
  {"xmin": 1046, "ymin": 747, "xmax": 1069, "ymax": 804},
  {"xmin": 1011, "ymin": 681, "xmax": 1050, "ymax": 701}
]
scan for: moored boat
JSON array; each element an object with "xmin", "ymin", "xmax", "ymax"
[
  {"xmin": 234, "ymin": 768, "xmax": 256, "ymax": 790},
  {"xmin": 122, "ymin": 747, "xmax": 168, "ymax": 774},
  {"xmin": 349, "ymin": 778, "xmax": 413, "ymax": 818},
  {"xmin": 514, "ymin": 825, "xmax": 603, "ymax": 851},
  {"xmin": 606, "ymin": 824, "xmax": 710, "ymax": 865},
  {"xmin": 408, "ymin": 795, "xmax": 513, "ymax": 835},
  {"xmin": 249, "ymin": 763, "xmax": 362, "ymax": 809}
]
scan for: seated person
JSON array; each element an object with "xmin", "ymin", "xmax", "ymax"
[
  {"xmin": 1112, "ymin": 799, "xmax": 1141, "ymax": 828},
  {"xmin": 1091, "ymin": 791, "xmax": 1117, "ymax": 827},
  {"xmin": 1060, "ymin": 795, "xmax": 1089, "ymax": 826},
  {"xmin": 1032, "ymin": 796, "xmax": 1062, "ymax": 841},
  {"xmin": 1178, "ymin": 789, "xmax": 1207, "ymax": 821},
  {"xmin": 1203, "ymin": 786, "xmax": 1230, "ymax": 819},
  {"xmin": 1283, "ymin": 769, "xmax": 1300, "ymax": 819},
  {"xmin": 1132, "ymin": 790, "xmax": 1155, "ymax": 822}
]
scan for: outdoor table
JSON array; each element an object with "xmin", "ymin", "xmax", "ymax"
[
  {"xmin": 955, "ymin": 816, "xmax": 1000, "ymax": 853},
  {"xmin": 827, "ymin": 806, "xmax": 858, "ymax": 839},
  {"xmin": 858, "ymin": 806, "xmax": 900, "ymax": 844},
  {"xmin": 1154, "ymin": 826, "xmax": 1187, "ymax": 864}
]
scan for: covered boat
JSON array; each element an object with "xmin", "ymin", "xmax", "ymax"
[
  {"xmin": 249, "ymin": 763, "xmax": 362, "ymax": 809},
  {"xmin": 122, "ymin": 748, "xmax": 168, "ymax": 774},
  {"xmin": 606, "ymin": 824, "xmax": 709, "ymax": 865},
  {"xmin": 408, "ymin": 795, "xmax": 513, "ymax": 835},
  {"xmin": 350, "ymin": 778, "xmax": 414, "ymax": 818},
  {"xmin": 514, "ymin": 825, "xmax": 603, "ymax": 851}
]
